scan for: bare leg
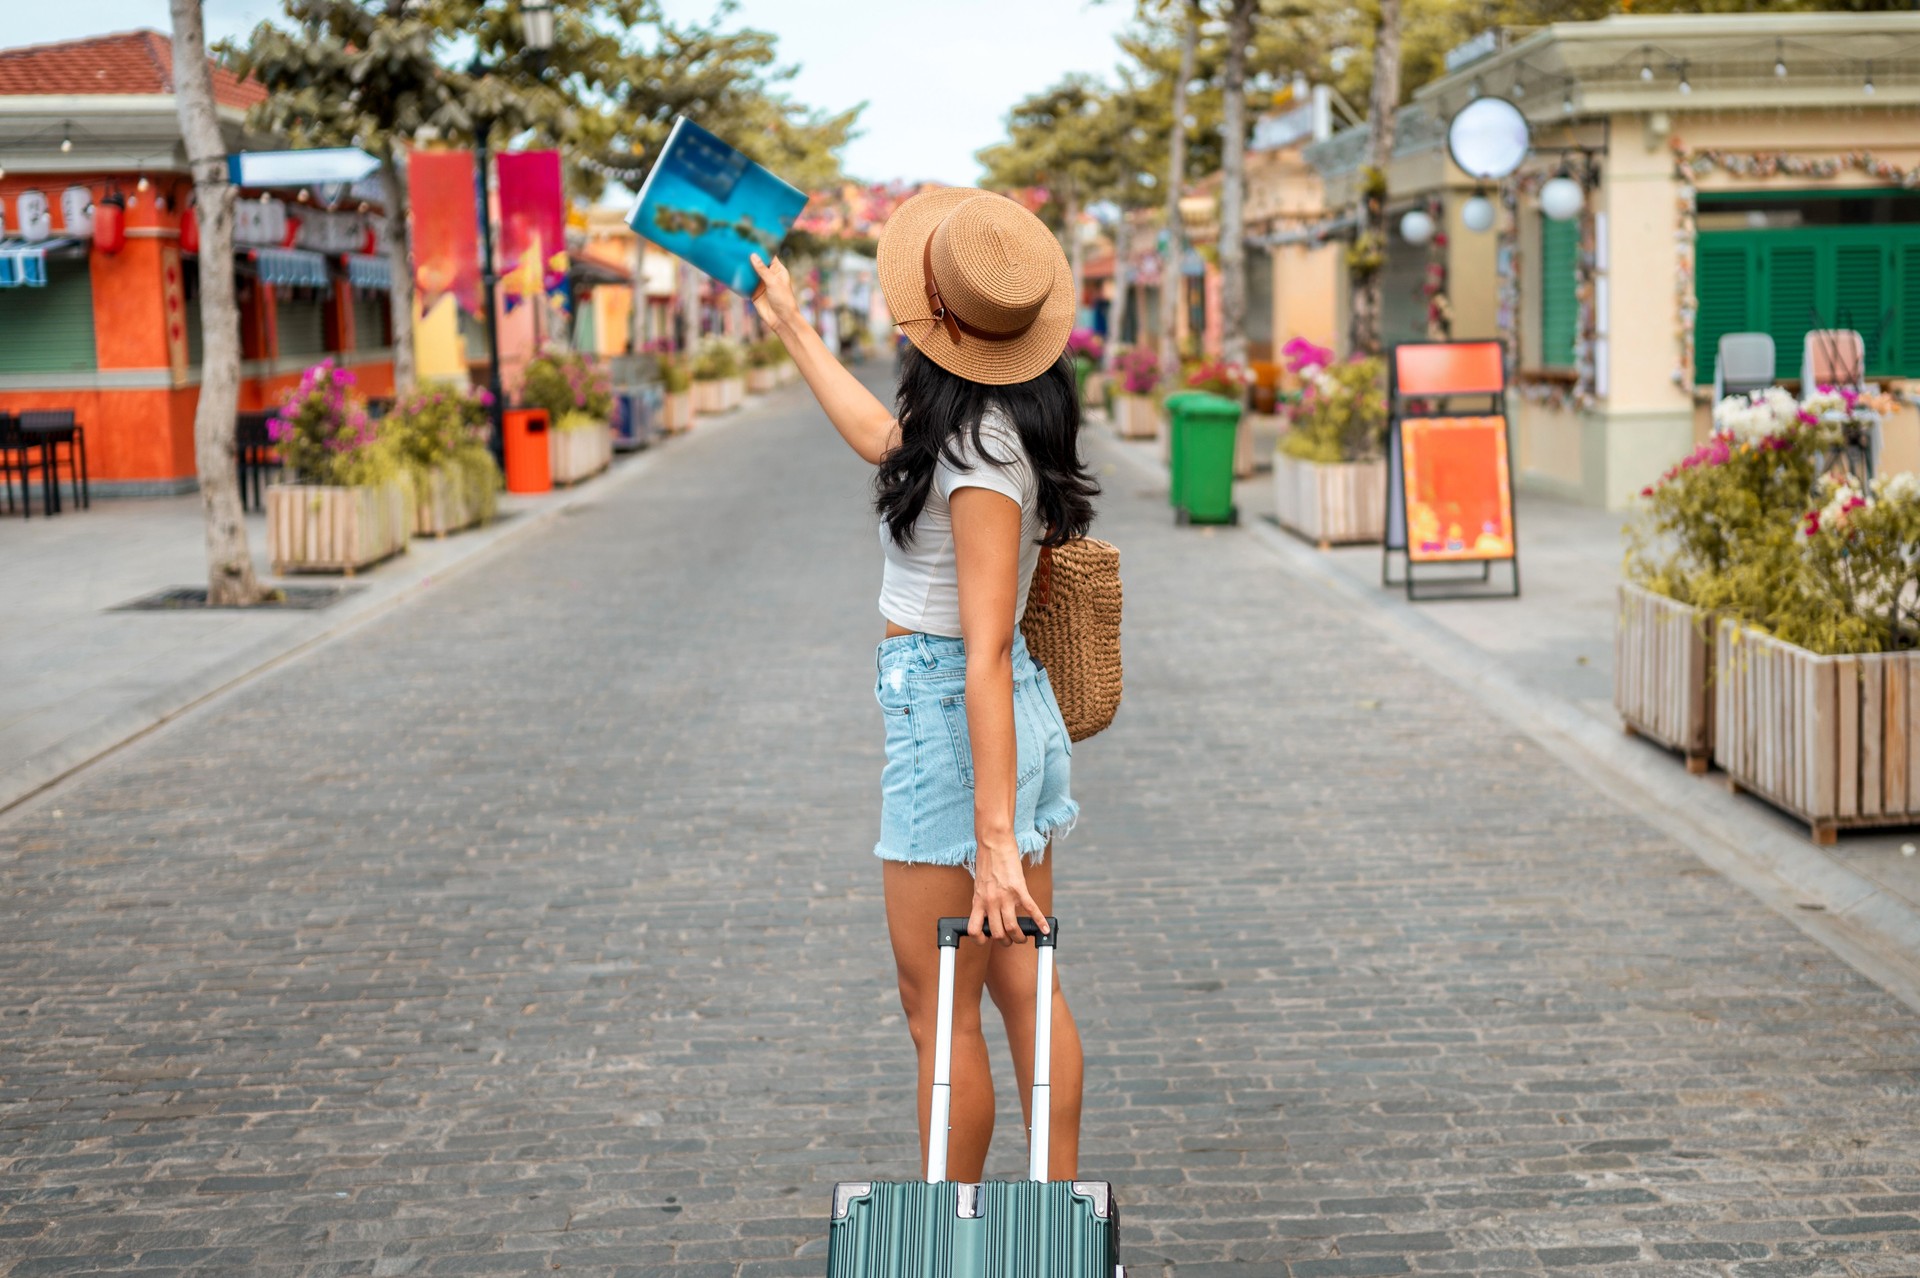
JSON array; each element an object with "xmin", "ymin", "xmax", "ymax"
[
  {"xmin": 883, "ymin": 860, "xmax": 994, "ymax": 1181},
  {"xmin": 984, "ymin": 848, "xmax": 1084, "ymax": 1179}
]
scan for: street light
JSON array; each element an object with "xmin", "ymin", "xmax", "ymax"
[{"xmin": 470, "ymin": 1, "xmax": 557, "ymax": 464}]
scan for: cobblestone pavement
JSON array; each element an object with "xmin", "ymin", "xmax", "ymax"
[{"xmin": 6, "ymin": 366, "xmax": 1920, "ymax": 1278}]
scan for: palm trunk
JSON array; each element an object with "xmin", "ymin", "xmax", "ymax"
[
  {"xmin": 1219, "ymin": 0, "xmax": 1256, "ymax": 372},
  {"xmin": 1159, "ymin": 1, "xmax": 1199, "ymax": 387},
  {"xmin": 1109, "ymin": 215, "xmax": 1131, "ymax": 369},
  {"xmin": 170, "ymin": 0, "xmax": 265, "ymax": 606},
  {"xmin": 381, "ymin": 147, "xmax": 416, "ymax": 393},
  {"xmin": 1064, "ymin": 179, "xmax": 1084, "ymax": 331},
  {"xmin": 1350, "ymin": 0, "xmax": 1401, "ymax": 357}
]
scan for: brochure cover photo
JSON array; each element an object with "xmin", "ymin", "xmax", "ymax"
[{"xmin": 626, "ymin": 117, "xmax": 810, "ymax": 297}]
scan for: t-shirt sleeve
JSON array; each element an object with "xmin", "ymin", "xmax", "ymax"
[{"xmin": 935, "ymin": 415, "xmax": 1031, "ymax": 507}]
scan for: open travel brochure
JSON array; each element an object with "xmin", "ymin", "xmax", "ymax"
[{"xmin": 626, "ymin": 116, "xmax": 809, "ymax": 297}]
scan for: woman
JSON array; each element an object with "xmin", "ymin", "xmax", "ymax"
[{"xmin": 749, "ymin": 187, "xmax": 1098, "ymax": 1181}]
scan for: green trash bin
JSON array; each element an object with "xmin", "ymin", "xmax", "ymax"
[
  {"xmin": 1160, "ymin": 390, "xmax": 1211, "ymax": 512},
  {"xmin": 1166, "ymin": 390, "xmax": 1242, "ymax": 525}
]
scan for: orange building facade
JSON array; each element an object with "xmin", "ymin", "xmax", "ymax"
[{"xmin": 0, "ymin": 31, "xmax": 396, "ymax": 495}]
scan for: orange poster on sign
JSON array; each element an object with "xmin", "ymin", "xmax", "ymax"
[{"xmin": 1401, "ymin": 415, "xmax": 1515, "ymax": 562}]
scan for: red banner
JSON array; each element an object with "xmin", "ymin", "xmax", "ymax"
[
  {"xmin": 407, "ymin": 149, "xmax": 480, "ymax": 316},
  {"xmin": 496, "ymin": 149, "xmax": 567, "ymax": 306}
]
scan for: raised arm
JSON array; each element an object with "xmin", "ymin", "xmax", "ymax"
[{"xmin": 749, "ymin": 254, "xmax": 899, "ymax": 465}]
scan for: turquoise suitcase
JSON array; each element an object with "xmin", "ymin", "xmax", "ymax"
[{"xmin": 826, "ymin": 917, "xmax": 1122, "ymax": 1277}]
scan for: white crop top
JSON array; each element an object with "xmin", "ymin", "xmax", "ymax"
[{"xmin": 878, "ymin": 409, "xmax": 1045, "ymax": 638}]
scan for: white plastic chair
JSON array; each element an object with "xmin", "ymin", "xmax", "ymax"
[{"xmin": 1713, "ymin": 332, "xmax": 1775, "ymax": 403}]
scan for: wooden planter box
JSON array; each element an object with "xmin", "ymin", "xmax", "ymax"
[
  {"xmin": 747, "ymin": 367, "xmax": 778, "ymax": 394},
  {"xmin": 1271, "ymin": 453, "xmax": 1386, "ymax": 548},
  {"xmin": 724, "ymin": 375, "xmax": 746, "ymax": 409},
  {"xmin": 413, "ymin": 465, "xmax": 488, "ymax": 538},
  {"xmin": 775, "ymin": 362, "xmax": 797, "ymax": 385},
  {"xmin": 662, "ymin": 391, "xmax": 694, "ymax": 432},
  {"xmin": 692, "ymin": 378, "xmax": 726, "ymax": 414},
  {"xmin": 1714, "ymin": 618, "xmax": 1920, "ymax": 844},
  {"xmin": 550, "ymin": 421, "xmax": 612, "ymax": 486},
  {"xmin": 267, "ymin": 481, "xmax": 410, "ymax": 576},
  {"xmin": 1614, "ymin": 583, "xmax": 1714, "ymax": 773},
  {"xmin": 1083, "ymin": 370, "xmax": 1109, "ymax": 410},
  {"xmin": 1114, "ymin": 393, "xmax": 1161, "ymax": 440}
]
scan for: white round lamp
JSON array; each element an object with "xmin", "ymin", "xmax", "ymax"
[
  {"xmin": 1461, "ymin": 195, "xmax": 1497, "ymax": 233},
  {"xmin": 1399, "ymin": 209, "xmax": 1435, "ymax": 245},
  {"xmin": 1539, "ymin": 176, "xmax": 1584, "ymax": 221}
]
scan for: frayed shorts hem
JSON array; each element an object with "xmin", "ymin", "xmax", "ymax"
[{"xmin": 872, "ymin": 801, "xmax": 1080, "ymax": 873}]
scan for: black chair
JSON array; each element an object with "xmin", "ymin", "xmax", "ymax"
[
  {"xmin": 18, "ymin": 409, "xmax": 88, "ymax": 513},
  {"xmin": 236, "ymin": 411, "xmax": 277, "ymax": 514},
  {"xmin": 0, "ymin": 411, "xmax": 58, "ymax": 517}
]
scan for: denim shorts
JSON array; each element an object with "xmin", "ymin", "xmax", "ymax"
[{"xmin": 873, "ymin": 630, "xmax": 1078, "ymax": 869}]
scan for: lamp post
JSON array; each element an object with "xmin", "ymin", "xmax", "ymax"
[{"xmin": 470, "ymin": 0, "xmax": 554, "ymax": 464}]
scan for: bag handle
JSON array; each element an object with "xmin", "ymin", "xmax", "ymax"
[{"xmin": 927, "ymin": 916, "xmax": 1060, "ymax": 1185}]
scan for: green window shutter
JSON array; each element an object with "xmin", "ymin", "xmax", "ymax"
[
  {"xmin": 1899, "ymin": 243, "xmax": 1920, "ymax": 376},
  {"xmin": 1763, "ymin": 243, "xmax": 1818, "ymax": 381},
  {"xmin": 1694, "ymin": 242, "xmax": 1751, "ymax": 386},
  {"xmin": 276, "ymin": 291, "xmax": 327, "ymax": 359},
  {"xmin": 353, "ymin": 294, "xmax": 388, "ymax": 352},
  {"xmin": 1834, "ymin": 242, "xmax": 1886, "ymax": 376},
  {"xmin": 0, "ymin": 258, "xmax": 98, "ymax": 374},
  {"xmin": 1538, "ymin": 215, "xmax": 1577, "ymax": 369}
]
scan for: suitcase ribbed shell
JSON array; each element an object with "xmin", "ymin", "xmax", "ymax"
[{"xmin": 828, "ymin": 1180, "xmax": 1118, "ymax": 1277}]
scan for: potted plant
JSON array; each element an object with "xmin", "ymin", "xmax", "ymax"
[
  {"xmin": 265, "ymin": 359, "xmax": 411, "ymax": 575},
  {"xmin": 746, "ymin": 337, "xmax": 781, "ymax": 394},
  {"xmin": 659, "ymin": 352, "xmax": 694, "ymax": 432},
  {"xmin": 1619, "ymin": 387, "xmax": 1821, "ymax": 773},
  {"xmin": 1272, "ymin": 342, "xmax": 1387, "ymax": 549},
  {"xmin": 1112, "ymin": 346, "xmax": 1162, "ymax": 440},
  {"xmin": 385, "ymin": 383, "xmax": 500, "ymax": 537},
  {"xmin": 691, "ymin": 338, "xmax": 742, "ymax": 413},
  {"xmin": 1069, "ymin": 328, "xmax": 1105, "ymax": 408},
  {"xmin": 521, "ymin": 350, "xmax": 614, "ymax": 485}
]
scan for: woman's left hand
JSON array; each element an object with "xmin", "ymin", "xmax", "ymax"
[{"xmin": 968, "ymin": 841, "xmax": 1046, "ymax": 946}]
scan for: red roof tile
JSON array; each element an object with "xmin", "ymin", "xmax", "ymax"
[{"xmin": 0, "ymin": 29, "xmax": 265, "ymax": 110}]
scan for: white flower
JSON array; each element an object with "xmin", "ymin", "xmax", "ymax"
[
  {"xmin": 1713, "ymin": 388, "xmax": 1799, "ymax": 444},
  {"xmin": 1801, "ymin": 388, "xmax": 1848, "ymax": 418},
  {"xmin": 1818, "ymin": 479, "xmax": 1867, "ymax": 529},
  {"xmin": 1872, "ymin": 471, "xmax": 1920, "ymax": 504}
]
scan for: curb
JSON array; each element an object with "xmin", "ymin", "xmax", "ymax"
[
  {"xmin": 0, "ymin": 394, "xmax": 782, "ymax": 819},
  {"xmin": 1097, "ymin": 426, "xmax": 1920, "ymax": 1015}
]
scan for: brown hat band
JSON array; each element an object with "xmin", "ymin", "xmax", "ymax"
[{"xmin": 917, "ymin": 235, "xmax": 1039, "ymax": 345}]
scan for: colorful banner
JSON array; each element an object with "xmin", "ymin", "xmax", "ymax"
[
  {"xmin": 496, "ymin": 150, "xmax": 568, "ymax": 309},
  {"xmin": 407, "ymin": 149, "xmax": 480, "ymax": 316},
  {"xmin": 1399, "ymin": 415, "xmax": 1516, "ymax": 562}
]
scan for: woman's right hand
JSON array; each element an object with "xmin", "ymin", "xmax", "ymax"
[
  {"xmin": 968, "ymin": 842, "xmax": 1046, "ymax": 948},
  {"xmin": 749, "ymin": 254, "xmax": 802, "ymax": 336}
]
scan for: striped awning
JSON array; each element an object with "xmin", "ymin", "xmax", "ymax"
[
  {"xmin": 0, "ymin": 238, "xmax": 77, "ymax": 287},
  {"xmin": 248, "ymin": 247, "xmax": 330, "ymax": 288},
  {"xmin": 345, "ymin": 253, "xmax": 391, "ymax": 291}
]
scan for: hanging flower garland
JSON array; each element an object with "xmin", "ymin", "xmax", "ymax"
[
  {"xmin": 1669, "ymin": 141, "xmax": 1920, "ymax": 388},
  {"xmin": 1499, "ymin": 171, "xmax": 1599, "ymax": 412},
  {"xmin": 1420, "ymin": 195, "xmax": 1451, "ymax": 340}
]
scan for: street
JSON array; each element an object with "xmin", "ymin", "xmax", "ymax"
[{"xmin": 6, "ymin": 367, "xmax": 1920, "ymax": 1277}]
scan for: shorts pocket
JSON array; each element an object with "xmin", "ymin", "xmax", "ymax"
[
  {"xmin": 1036, "ymin": 667, "xmax": 1073, "ymax": 756},
  {"xmin": 940, "ymin": 687, "xmax": 1044, "ymax": 790},
  {"xmin": 875, "ymin": 663, "xmax": 911, "ymax": 716}
]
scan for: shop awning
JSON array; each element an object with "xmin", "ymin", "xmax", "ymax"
[
  {"xmin": 0, "ymin": 238, "xmax": 79, "ymax": 287},
  {"xmin": 345, "ymin": 253, "xmax": 392, "ymax": 291},
  {"xmin": 247, "ymin": 247, "xmax": 330, "ymax": 288}
]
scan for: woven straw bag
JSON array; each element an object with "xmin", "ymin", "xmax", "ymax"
[{"xmin": 1020, "ymin": 538, "xmax": 1123, "ymax": 742}]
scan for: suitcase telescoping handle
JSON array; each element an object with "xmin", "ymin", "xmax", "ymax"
[{"xmin": 927, "ymin": 916, "xmax": 1059, "ymax": 1186}]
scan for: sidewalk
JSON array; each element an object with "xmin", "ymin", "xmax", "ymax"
[
  {"xmin": 0, "ymin": 391, "xmax": 787, "ymax": 813},
  {"xmin": 1097, "ymin": 412, "xmax": 1920, "ymax": 1007}
]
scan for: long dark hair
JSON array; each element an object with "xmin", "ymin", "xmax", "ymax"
[{"xmin": 875, "ymin": 346, "xmax": 1099, "ymax": 549}]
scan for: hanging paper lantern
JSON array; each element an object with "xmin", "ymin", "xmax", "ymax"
[
  {"xmin": 282, "ymin": 214, "xmax": 301, "ymax": 249},
  {"xmin": 1398, "ymin": 209, "xmax": 1435, "ymax": 245},
  {"xmin": 180, "ymin": 201, "xmax": 200, "ymax": 254},
  {"xmin": 1540, "ymin": 176, "xmax": 1584, "ymax": 221},
  {"xmin": 1461, "ymin": 195, "xmax": 1497, "ymax": 233},
  {"xmin": 93, "ymin": 187, "xmax": 127, "ymax": 256}
]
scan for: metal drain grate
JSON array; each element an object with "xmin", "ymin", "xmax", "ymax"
[{"xmin": 111, "ymin": 584, "xmax": 363, "ymax": 612}]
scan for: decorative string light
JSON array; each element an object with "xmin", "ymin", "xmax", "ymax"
[
  {"xmin": 1775, "ymin": 41, "xmax": 1787, "ymax": 78},
  {"xmin": 1864, "ymin": 62, "xmax": 1876, "ymax": 95},
  {"xmin": 1563, "ymin": 79, "xmax": 1576, "ymax": 115},
  {"xmin": 136, "ymin": 171, "xmax": 149, "ymax": 192},
  {"xmin": 1640, "ymin": 47, "xmax": 1654, "ymax": 82},
  {"xmin": 1677, "ymin": 61, "xmax": 1692, "ymax": 96},
  {"xmin": 60, "ymin": 123, "xmax": 72, "ymax": 153}
]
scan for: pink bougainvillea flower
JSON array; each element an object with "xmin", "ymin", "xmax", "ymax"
[{"xmin": 1803, "ymin": 510, "xmax": 1821, "ymax": 535}]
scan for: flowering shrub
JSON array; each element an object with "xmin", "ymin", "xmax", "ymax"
[
  {"xmin": 1183, "ymin": 359, "xmax": 1247, "ymax": 397},
  {"xmin": 383, "ymin": 383, "xmax": 500, "ymax": 525},
  {"xmin": 1116, "ymin": 346, "xmax": 1160, "ymax": 396},
  {"xmin": 1068, "ymin": 328, "xmax": 1104, "ymax": 364},
  {"xmin": 1774, "ymin": 472, "xmax": 1920, "ymax": 654},
  {"xmin": 1278, "ymin": 356, "xmax": 1385, "ymax": 464},
  {"xmin": 521, "ymin": 350, "xmax": 613, "ymax": 424},
  {"xmin": 690, "ymin": 338, "xmax": 742, "ymax": 382},
  {"xmin": 271, "ymin": 359, "xmax": 388, "ymax": 486},
  {"xmin": 658, "ymin": 353, "xmax": 692, "ymax": 394},
  {"xmin": 1281, "ymin": 336, "xmax": 1335, "ymax": 379}
]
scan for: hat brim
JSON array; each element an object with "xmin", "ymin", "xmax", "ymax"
[{"xmin": 876, "ymin": 187, "xmax": 1076, "ymax": 388}]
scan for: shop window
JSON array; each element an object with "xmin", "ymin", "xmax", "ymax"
[
  {"xmin": 0, "ymin": 257, "xmax": 98, "ymax": 375},
  {"xmin": 1380, "ymin": 235, "xmax": 1427, "ymax": 350},
  {"xmin": 353, "ymin": 293, "xmax": 390, "ymax": 351},
  {"xmin": 1538, "ymin": 215, "xmax": 1578, "ymax": 370},
  {"xmin": 276, "ymin": 286, "xmax": 329, "ymax": 359}
]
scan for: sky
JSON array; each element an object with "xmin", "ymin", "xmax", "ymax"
[{"xmin": 10, "ymin": 0, "xmax": 1142, "ymax": 186}]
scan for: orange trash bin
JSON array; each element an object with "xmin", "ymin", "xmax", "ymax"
[{"xmin": 504, "ymin": 408, "xmax": 551, "ymax": 494}]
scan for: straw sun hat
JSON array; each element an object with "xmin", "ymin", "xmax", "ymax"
[{"xmin": 877, "ymin": 186, "xmax": 1075, "ymax": 387}]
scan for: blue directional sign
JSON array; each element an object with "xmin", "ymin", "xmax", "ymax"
[{"xmin": 226, "ymin": 147, "xmax": 381, "ymax": 188}]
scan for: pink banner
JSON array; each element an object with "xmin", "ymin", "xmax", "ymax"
[
  {"xmin": 407, "ymin": 149, "xmax": 480, "ymax": 315},
  {"xmin": 496, "ymin": 150, "xmax": 567, "ymax": 307}
]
